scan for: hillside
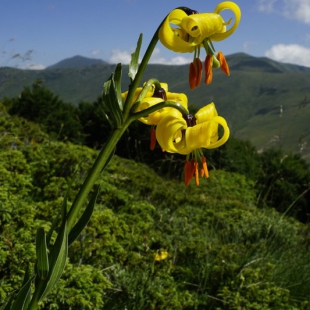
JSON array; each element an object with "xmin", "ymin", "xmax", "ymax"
[
  {"xmin": 0, "ymin": 53, "xmax": 309, "ymax": 160},
  {"xmin": 1, "ymin": 106, "xmax": 310, "ymax": 309}
]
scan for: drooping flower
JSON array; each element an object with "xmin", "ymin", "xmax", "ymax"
[
  {"xmin": 155, "ymin": 102, "xmax": 230, "ymax": 185},
  {"xmin": 122, "ymin": 83, "xmax": 189, "ymax": 150},
  {"xmin": 122, "ymin": 83, "xmax": 188, "ymax": 125},
  {"xmin": 156, "ymin": 102, "xmax": 229, "ymax": 154},
  {"xmin": 158, "ymin": 2, "xmax": 241, "ymax": 88}
]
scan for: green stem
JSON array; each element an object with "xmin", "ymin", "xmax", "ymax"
[
  {"xmin": 130, "ymin": 78, "xmax": 162, "ymax": 113},
  {"xmin": 132, "ymin": 101, "xmax": 189, "ymax": 119},
  {"xmin": 66, "ymin": 119, "xmax": 133, "ymax": 231}
]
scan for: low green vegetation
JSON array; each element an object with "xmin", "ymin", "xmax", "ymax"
[
  {"xmin": 3, "ymin": 82, "xmax": 310, "ymax": 222},
  {"xmin": 1, "ymin": 84, "xmax": 310, "ymax": 309}
]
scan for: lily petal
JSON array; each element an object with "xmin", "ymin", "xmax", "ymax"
[
  {"xmin": 136, "ymin": 97, "xmax": 169, "ymax": 125},
  {"xmin": 195, "ymin": 102, "xmax": 218, "ymax": 123},
  {"xmin": 211, "ymin": 1, "xmax": 241, "ymax": 42},
  {"xmin": 180, "ymin": 13, "xmax": 226, "ymax": 45},
  {"xmin": 159, "ymin": 9, "xmax": 198, "ymax": 53},
  {"xmin": 185, "ymin": 116, "xmax": 229, "ymax": 150},
  {"xmin": 156, "ymin": 110, "xmax": 188, "ymax": 154}
]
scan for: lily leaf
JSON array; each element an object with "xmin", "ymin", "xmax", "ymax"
[
  {"xmin": 103, "ymin": 76, "xmax": 123, "ymax": 127},
  {"xmin": 38, "ymin": 219, "xmax": 68, "ymax": 302},
  {"xmin": 10, "ymin": 266, "xmax": 34, "ymax": 310},
  {"xmin": 36, "ymin": 227, "xmax": 49, "ymax": 280},
  {"xmin": 2, "ymin": 293, "xmax": 15, "ymax": 310},
  {"xmin": 129, "ymin": 33, "xmax": 142, "ymax": 81},
  {"xmin": 114, "ymin": 63, "xmax": 123, "ymax": 110},
  {"xmin": 68, "ymin": 185, "xmax": 100, "ymax": 246},
  {"xmin": 34, "ymin": 198, "xmax": 68, "ymax": 303}
]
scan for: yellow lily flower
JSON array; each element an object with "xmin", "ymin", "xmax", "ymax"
[
  {"xmin": 122, "ymin": 83, "xmax": 188, "ymax": 126},
  {"xmin": 155, "ymin": 102, "xmax": 230, "ymax": 185},
  {"xmin": 156, "ymin": 102, "xmax": 229, "ymax": 155},
  {"xmin": 122, "ymin": 83, "xmax": 189, "ymax": 150},
  {"xmin": 159, "ymin": 2, "xmax": 241, "ymax": 52},
  {"xmin": 158, "ymin": 2, "xmax": 241, "ymax": 88}
]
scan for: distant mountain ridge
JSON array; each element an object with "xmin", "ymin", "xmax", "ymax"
[
  {"xmin": 46, "ymin": 55, "xmax": 108, "ymax": 69},
  {"xmin": 1, "ymin": 53, "xmax": 310, "ymax": 161}
]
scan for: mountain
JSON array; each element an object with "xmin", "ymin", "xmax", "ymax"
[
  {"xmin": 46, "ymin": 55, "xmax": 108, "ymax": 69},
  {"xmin": 0, "ymin": 53, "xmax": 310, "ymax": 160}
]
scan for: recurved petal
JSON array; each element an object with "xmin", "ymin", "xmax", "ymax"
[
  {"xmin": 166, "ymin": 92, "xmax": 188, "ymax": 110},
  {"xmin": 121, "ymin": 87, "xmax": 143, "ymax": 105},
  {"xmin": 210, "ymin": 1, "xmax": 241, "ymax": 42},
  {"xmin": 195, "ymin": 102, "xmax": 218, "ymax": 123},
  {"xmin": 159, "ymin": 9, "xmax": 197, "ymax": 53},
  {"xmin": 136, "ymin": 97, "xmax": 167, "ymax": 125},
  {"xmin": 185, "ymin": 116, "xmax": 229, "ymax": 150},
  {"xmin": 206, "ymin": 116, "xmax": 230, "ymax": 149},
  {"xmin": 181, "ymin": 13, "xmax": 226, "ymax": 44},
  {"xmin": 156, "ymin": 111, "xmax": 188, "ymax": 154}
]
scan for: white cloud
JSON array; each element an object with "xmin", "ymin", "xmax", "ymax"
[
  {"xmin": 258, "ymin": 0, "xmax": 278, "ymax": 13},
  {"xmin": 109, "ymin": 47, "xmax": 191, "ymax": 65},
  {"xmin": 283, "ymin": 0, "xmax": 310, "ymax": 24},
  {"xmin": 148, "ymin": 55, "xmax": 191, "ymax": 65},
  {"xmin": 109, "ymin": 49, "xmax": 133, "ymax": 64},
  {"xmin": 258, "ymin": 0, "xmax": 310, "ymax": 24},
  {"xmin": 243, "ymin": 41, "xmax": 257, "ymax": 54},
  {"xmin": 149, "ymin": 48, "xmax": 191, "ymax": 65},
  {"xmin": 265, "ymin": 44, "xmax": 310, "ymax": 67},
  {"xmin": 22, "ymin": 63, "xmax": 46, "ymax": 70},
  {"xmin": 90, "ymin": 49, "xmax": 101, "ymax": 56}
]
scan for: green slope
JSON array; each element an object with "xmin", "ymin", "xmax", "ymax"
[
  {"xmin": 1, "ymin": 105, "xmax": 310, "ymax": 309},
  {"xmin": 1, "ymin": 53, "xmax": 310, "ymax": 159}
]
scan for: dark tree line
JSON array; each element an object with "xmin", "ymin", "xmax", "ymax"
[{"xmin": 3, "ymin": 81, "xmax": 310, "ymax": 223}]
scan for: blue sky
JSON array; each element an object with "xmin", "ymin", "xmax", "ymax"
[{"xmin": 1, "ymin": 0, "xmax": 310, "ymax": 69}]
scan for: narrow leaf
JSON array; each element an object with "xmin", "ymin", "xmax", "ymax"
[
  {"xmin": 109, "ymin": 77, "xmax": 123, "ymax": 126},
  {"xmin": 114, "ymin": 63, "xmax": 123, "ymax": 110},
  {"xmin": 36, "ymin": 228, "xmax": 49, "ymax": 280},
  {"xmin": 129, "ymin": 33, "xmax": 142, "ymax": 81},
  {"xmin": 68, "ymin": 185, "xmax": 100, "ymax": 246},
  {"xmin": 102, "ymin": 77, "xmax": 123, "ymax": 127},
  {"xmin": 10, "ymin": 273, "xmax": 34, "ymax": 310},
  {"xmin": 38, "ymin": 221, "xmax": 68, "ymax": 302},
  {"xmin": 36, "ymin": 199, "xmax": 68, "ymax": 303},
  {"xmin": 3, "ymin": 293, "xmax": 15, "ymax": 310}
]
